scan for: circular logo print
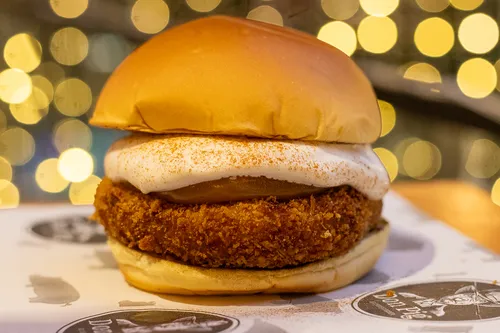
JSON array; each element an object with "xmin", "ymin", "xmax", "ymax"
[
  {"xmin": 353, "ymin": 280, "xmax": 500, "ymax": 321},
  {"xmin": 30, "ymin": 216, "xmax": 106, "ymax": 244},
  {"xmin": 57, "ymin": 309, "xmax": 239, "ymax": 333}
]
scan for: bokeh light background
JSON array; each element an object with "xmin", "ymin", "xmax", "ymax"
[{"xmin": 0, "ymin": 0, "xmax": 499, "ymax": 207}]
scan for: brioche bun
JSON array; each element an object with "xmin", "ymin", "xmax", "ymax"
[
  {"xmin": 90, "ymin": 16, "xmax": 381, "ymax": 144},
  {"xmin": 107, "ymin": 223, "xmax": 389, "ymax": 295}
]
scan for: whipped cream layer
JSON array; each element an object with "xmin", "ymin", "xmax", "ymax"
[{"xmin": 105, "ymin": 134, "xmax": 390, "ymax": 200}]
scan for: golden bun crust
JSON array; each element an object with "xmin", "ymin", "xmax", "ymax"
[
  {"xmin": 90, "ymin": 16, "xmax": 381, "ymax": 144},
  {"xmin": 108, "ymin": 223, "xmax": 389, "ymax": 295}
]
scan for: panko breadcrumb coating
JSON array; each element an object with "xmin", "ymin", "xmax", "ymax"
[{"xmin": 93, "ymin": 177, "xmax": 383, "ymax": 269}]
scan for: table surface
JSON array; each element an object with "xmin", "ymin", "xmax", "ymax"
[{"xmin": 393, "ymin": 180, "xmax": 500, "ymax": 254}]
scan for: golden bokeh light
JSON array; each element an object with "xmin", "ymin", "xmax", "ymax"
[
  {"xmin": 0, "ymin": 109, "xmax": 6, "ymax": 133},
  {"xmin": 57, "ymin": 148, "xmax": 93, "ymax": 183},
  {"xmin": 0, "ymin": 180, "xmax": 19, "ymax": 209},
  {"xmin": 247, "ymin": 5, "xmax": 284, "ymax": 26},
  {"xmin": 374, "ymin": 148, "xmax": 398, "ymax": 182},
  {"xmin": 0, "ymin": 69, "xmax": 32, "ymax": 104},
  {"xmin": 50, "ymin": 27, "xmax": 89, "ymax": 66},
  {"xmin": 359, "ymin": 0, "xmax": 399, "ymax": 17},
  {"xmin": 87, "ymin": 34, "xmax": 132, "ymax": 73},
  {"xmin": 495, "ymin": 59, "xmax": 500, "ymax": 92},
  {"xmin": 394, "ymin": 137, "xmax": 420, "ymax": 176},
  {"xmin": 9, "ymin": 75, "xmax": 52, "ymax": 125},
  {"xmin": 0, "ymin": 127, "xmax": 35, "ymax": 166},
  {"xmin": 4, "ymin": 33, "xmax": 42, "ymax": 73},
  {"xmin": 403, "ymin": 140, "xmax": 442, "ymax": 180},
  {"xmin": 357, "ymin": 16, "xmax": 397, "ymax": 54},
  {"xmin": 50, "ymin": 0, "xmax": 88, "ymax": 18},
  {"xmin": 378, "ymin": 100, "xmax": 396, "ymax": 137},
  {"xmin": 321, "ymin": 0, "xmax": 359, "ymax": 20},
  {"xmin": 465, "ymin": 139, "xmax": 500, "ymax": 179},
  {"xmin": 131, "ymin": 0, "xmax": 170, "ymax": 34},
  {"xmin": 450, "ymin": 0, "xmax": 483, "ymax": 11},
  {"xmin": 403, "ymin": 63, "xmax": 442, "ymax": 83},
  {"xmin": 53, "ymin": 118, "xmax": 92, "ymax": 153},
  {"xmin": 31, "ymin": 75, "xmax": 54, "ymax": 109},
  {"xmin": 9, "ymin": 99, "xmax": 48, "ymax": 125},
  {"xmin": 492, "ymin": 178, "xmax": 500, "ymax": 206},
  {"xmin": 414, "ymin": 17, "xmax": 454, "ymax": 57},
  {"xmin": 0, "ymin": 157, "xmax": 12, "ymax": 182},
  {"xmin": 458, "ymin": 13, "xmax": 499, "ymax": 54},
  {"xmin": 34, "ymin": 61, "xmax": 65, "ymax": 85},
  {"xmin": 35, "ymin": 158, "xmax": 69, "ymax": 193},
  {"xmin": 186, "ymin": 0, "xmax": 221, "ymax": 12},
  {"xmin": 69, "ymin": 175, "xmax": 101, "ymax": 205},
  {"xmin": 317, "ymin": 21, "xmax": 357, "ymax": 56},
  {"xmin": 54, "ymin": 78, "xmax": 92, "ymax": 116},
  {"xmin": 457, "ymin": 58, "xmax": 497, "ymax": 99},
  {"xmin": 416, "ymin": 0, "xmax": 449, "ymax": 12}
]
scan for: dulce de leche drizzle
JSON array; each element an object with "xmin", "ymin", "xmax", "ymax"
[
  {"xmin": 157, "ymin": 176, "xmax": 327, "ymax": 204},
  {"xmin": 104, "ymin": 134, "xmax": 390, "ymax": 201}
]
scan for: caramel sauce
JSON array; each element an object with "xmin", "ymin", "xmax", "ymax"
[{"xmin": 155, "ymin": 176, "xmax": 327, "ymax": 204}]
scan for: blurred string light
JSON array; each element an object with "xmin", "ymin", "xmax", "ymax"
[
  {"xmin": 0, "ymin": 69, "xmax": 32, "ymax": 104},
  {"xmin": 357, "ymin": 16, "xmax": 397, "ymax": 54},
  {"xmin": 57, "ymin": 148, "xmax": 93, "ymax": 183},
  {"xmin": 465, "ymin": 139, "xmax": 500, "ymax": 178},
  {"xmin": 186, "ymin": 0, "xmax": 221, "ymax": 12},
  {"xmin": 0, "ymin": 157, "xmax": 12, "ymax": 182},
  {"xmin": 403, "ymin": 140, "xmax": 442, "ymax": 180},
  {"xmin": 373, "ymin": 147, "xmax": 398, "ymax": 182},
  {"xmin": 0, "ymin": 127, "xmax": 35, "ymax": 166},
  {"xmin": 54, "ymin": 78, "xmax": 92, "ymax": 116},
  {"xmin": 50, "ymin": 0, "xmax": 88, "ymax": 18},
  {"xmin": 450, "ymin": 0, "xmax": 483, "ymax": 11},
  {"xmin": 495, "ymin": 59, "xmax": 500, "ymax": 92},
  {"xmin": 414, "ymin": 17, "xmax": 454, "ymax": 57},
  {"xmin": 0, "ymin": 179, "xmax": 19, "ymax": 208},
  {"xmin": 50, "ymin": 27, "xmax": 89, "ymax": 66},
  {"xmin": 69, "ymin": 175, "xmax": 101, "ymax": 205},
  {"xmin": 35, "ymin": 158, "xmax": 69, "ymax": 193},
  {"xmin": 394, "ymin": 137, "xmax": 421, "ymax": 176},
  {"xmin": 320, "ymin": 0, "xmax": 359, "ymax": 20},
  {"xmin": 0, "ymin": 109, "xmax": 7, "ymax": 133},
  {"xmin": 359, "ymin": 0, "xmax": 399, "ymax": 17},
  {"xmin": 4, "ymin": 33, "xmax": 42, "ymax": 73},
  {"xmin": 492, "ymin": 178, "xmax": 500, "ymax": 206},
  {"xmin": 87, "ymin": 34, "xmax": 132, "ymax": 73},
  {"xmin": 378, "ymin": 100, "xmax": 396, "ymax": 137},
  {"xmin": 458, "ymin": 13, "xmax": 499, "ymax": 54},
  {"xmin": 9, "ymin": 98, "xmax": 48, "ymax": 125},
  {"xmin": 53, "ymin": 118, "xmax": 92, "ymax": 153},
  {"xmin": 416, "ymin": 0, "xmax": 450, "ymax": 12},
  {"xmin": 131, "ymin": 0, "xmax": 170, "ymax": 34},
  {"xmin": 457, "ymin": 58, "xmax": 496, "ymax": 98},
  {"xmin": 9, "ymin": 75, "xmax": 52, "ymax": 125},
  {"xmin": 31, "ymin": 75, "xmax": 54, "ymax": 109},
  {"xmin": 317, "ymin": 21, "xmax": 357, "ymax": 56},
  {"xmin": 403, "ymin": 62, "xmax": 442, "ymax": 83},
  {"xmin": 247, "ymin": 5, "xmax": 284, "ymax": 26},
  {"xmin": 34, "ymin": 61, "xmax": 65, "ymax": 85}
]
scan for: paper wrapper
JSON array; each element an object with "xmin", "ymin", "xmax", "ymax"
[{"xmin": 2, "ymin": 191, "xmax": 500, "ymax": 333}]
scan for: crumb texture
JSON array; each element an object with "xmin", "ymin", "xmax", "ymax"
[{"xmin": 93, "ymin": 178, "xmax": 382, "ymax": 269}]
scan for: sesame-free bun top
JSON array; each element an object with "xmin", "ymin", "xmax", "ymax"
[{"xmin": 90, "ymin": 16, "xmax": 381, "ymax": 144}]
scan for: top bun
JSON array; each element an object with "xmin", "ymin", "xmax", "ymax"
[{"xmin": 90, "ymin": 16, "xmax": 381, "ymax": 143}]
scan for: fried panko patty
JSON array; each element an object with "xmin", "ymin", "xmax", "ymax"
[{"xmin": 93, "ymin": 177, "xmax": 383, "ymax": 269}]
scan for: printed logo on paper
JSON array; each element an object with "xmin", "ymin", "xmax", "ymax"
[
  {"xmin": 352, "ymin": 281, "xmax": 500, "ymax": 321},
  {"xmin": 57, "ymin": 309, "xmax": 239, "ymax": 333},
  {"xmin": 30, "ymin": 216, "xmax": 106, "ymax": 244}
]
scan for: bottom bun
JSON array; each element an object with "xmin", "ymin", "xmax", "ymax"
[{"xmin": 108, "ymin": 223, "xmax": 390, "ymax": 295}]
